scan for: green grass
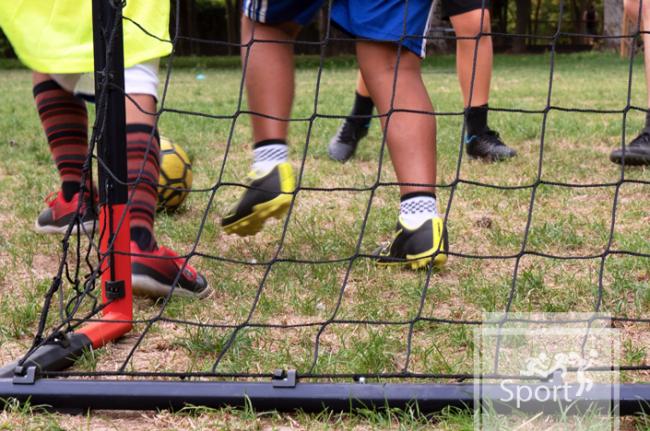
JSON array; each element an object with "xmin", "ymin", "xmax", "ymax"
[{"xmin": 1, "ymin": 52, "xmax": 650, "ymax": 429}]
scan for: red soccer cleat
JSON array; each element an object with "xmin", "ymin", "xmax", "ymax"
[
  {"xmin": 130, "ymin": 241, "xmax": 210, "ymax": 299},
  {"xmin": 34, "ymin": 190, "xmax": 98, "ymax": 234}
]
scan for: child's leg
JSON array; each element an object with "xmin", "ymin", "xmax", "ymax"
[
  {"xmin": 610, "ymin": 0, "xmax": 650, "ymax": 165},
  {"xmin": 450, "ymin": 9, "xmax": 492, "ymax": 108},
  {"xmin": 638, "ymin": 0, "xmax": 650, "ymax": 141},
  {"xmin": 328, "ymin": 70, "xmax": 375, "ymax": 162},
  {"xmin": 32, "ymin": 72, "xmax": 97, "ymax": 234},
  {"xmin": 626, "ymin": 0, "xmax": 650, "ymax": 108},
  {"xmin": 124, "ymin": 94, "xmax": 159, "ymax": 252},
  {"xmin": 241, "ymin": 16, "xmax": 299, "ymax": 143},
  {"xmin": 32, "ymin": 72, "xmax": 89, "ymax": 201},
  {"xmin": 450, "ymin": 8, "xmax": 516, "ymax": 160},
  {"xmin": 355, "ymin": 43, "xmax": 436, "ymax": 197},
  {"xmin": 356, "ymin": 42, "xmax": 446, "ymax": 269},
  {"xmin": 221, "ymin": 17, "xmax": 300, "ymax": 236},
  {"xmin": 126, "ymin": 93, "xmax": 209, "ymax": 298},
  {"xmin": 356, "ymin": 71, "xmax": 370, "ymax": 98}
]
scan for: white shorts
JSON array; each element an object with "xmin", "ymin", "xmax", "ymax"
[{"xmin": 50, "ymin": 60, "xmax": 159, "ymax": 100}]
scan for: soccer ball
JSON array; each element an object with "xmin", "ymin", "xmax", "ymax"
[{"xmin": 158, "ymin": 137, "xmax": 193, "ymax": 212}]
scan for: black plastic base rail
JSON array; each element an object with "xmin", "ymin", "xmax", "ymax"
[
  {"xmin": 1, "ymin": 379, "xmax": 649, "ymax": 415},
  {"xmin": 0, "ymin": 334, "xmax": 92, "ymax": 380}
]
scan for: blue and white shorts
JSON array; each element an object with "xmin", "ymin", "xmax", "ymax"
[
  {"xmin": 242, "ymin": 0, "xmax": 435, "ymax": 58},
  {"xmin": 241, "ymin": 0, "xmax": 324, "ymax": 26}
]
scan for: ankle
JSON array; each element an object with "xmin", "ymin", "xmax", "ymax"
[
  {"xmin": 253, "ymin": 139, "xmax": 288, "ymax": 173},
  {"xmin": 131, "ymin": 227, "xmax": 156, "ymax": 251},
  {"xmin": 399, "ymin": 192, "xmax": 437, "ymax": 228}
]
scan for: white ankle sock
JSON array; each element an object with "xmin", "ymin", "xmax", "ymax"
[
  {"xmin": 253, "ymin": 143, "xmax": 288, "ymax": 174},
  {"xmin": 399, "ymin": 195, "xmax": 437, "ymax": 228}
]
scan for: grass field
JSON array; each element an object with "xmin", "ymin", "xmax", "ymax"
[{"xmin": 1, "ymin": 52, "xmax": 650, "ymax": 429}]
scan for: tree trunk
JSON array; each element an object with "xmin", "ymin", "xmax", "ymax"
[
  {"xmin": 532, "ymin": 0, "xmax": 542, "ymax": 46},
  {"xmin": 427, "ymin": 0, "xmax": 452, "ymax": 53},
  {"xmin": 604, "ymin": 0, "xmax": 624, "ymax": 50},
  {"xmin": 492, "ymin": 0, "xmax": 509, "ymax": 49},
  {"xmin": 173, "ymin": 0, "xmax": 199, "ymax": 55},
  {"xmin": 513, "ymin": 0, "xmax": 531, "ymax": 52},
  {"xmin": 225, "ymin": 0, "xmax": 239, "ymax": 56}
]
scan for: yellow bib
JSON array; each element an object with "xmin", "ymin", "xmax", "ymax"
[{"xmin": 0, "ymin": 1, "xmax": 171, "ymax": 73}]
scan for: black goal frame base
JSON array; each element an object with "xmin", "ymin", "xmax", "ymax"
[{"xmin": 1, "ymin": 375, "xmax": 649, "ymax": 415}]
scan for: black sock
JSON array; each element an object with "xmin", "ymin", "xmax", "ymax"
[
  {"xmin": 400, "ymin": 191, "xmax": 436, "ymax": 202},
  {"xmin": 465, "ymin": 104, "xmax": 489, "ymax": 137},
  {"xmin": 349, "ymin": 92, "xmax": 374, "ymax": 127},
  {"xmin": 131, "ymin": 227, "xmax": 155, "ymax": 251},
  {"xmin": 61, "ymin": 181, "xmax": 80, "ymax": 202}
]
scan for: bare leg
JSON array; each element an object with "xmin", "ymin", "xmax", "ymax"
[
  {"xmin": 355, "ymin": 70, "xmax": 370, "ymax": 97},
  {"xmin": 221, "ymin": 17, "xmax": 299, "ymax": 236},
  {"xmin": 126, "ymin": 94, "xmax": 156, "ymax": 126},
  {"xmin": 356, "ymin": 43, "xmax": 436, "ymax": 196},
  {"xmin": 450, "ymin": 9, "xmax": 493, "ymax": 107},
  {"xmin": 625, "ymin": 0, "xmax": 650, "ymax": 106},
  {"xmin": 609, "ymin": 0, "xmax": 650, "ymax": 165},
  {"xmin": 241, "ymin": 16, "xmax": 300, "ymax": 142}
]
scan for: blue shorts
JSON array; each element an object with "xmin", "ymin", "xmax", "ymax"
[
  {"xmin": 241, "ymin": 0, "xmax": 324, "ymax": 26},
  {"xmin": 331, "ymin": 0, "xmax": 434, "ymax": 58},
  {"xmin": 242, "ymin": 0, "xmax": 434, "ymax": 58}
]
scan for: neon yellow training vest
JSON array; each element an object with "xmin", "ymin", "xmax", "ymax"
[{"xmin": 0, "ymin": 1, "xmax": 172, "ymax": 73}]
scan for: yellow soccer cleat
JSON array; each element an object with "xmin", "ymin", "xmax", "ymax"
[
  {"xmin": 374, "ymin": 216, "xmax": 448, "ymax": 270},
  {"xmin": 221, "ymin": 162, "xmax": 295, "ymax": 236}
]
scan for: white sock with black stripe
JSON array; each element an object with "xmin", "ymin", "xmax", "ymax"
[
  {"xmin": 399, "ymin": 192, "xmax": 437, "ymax": 228},
  {"xmin": 253, "ymin": 139, "xmax": 288, "ymax": 174}
]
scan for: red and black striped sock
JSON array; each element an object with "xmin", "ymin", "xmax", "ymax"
[
  {"xmin": 33, "ymin": 80, "xmax": 89, "ymax": 202},
  {"xmin": 127, "ymin": 124, "xmax": 160, "ymax": 252}
]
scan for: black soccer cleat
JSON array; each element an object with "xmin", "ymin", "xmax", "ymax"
[
  {"xmin": 374, "ymin": 216, "xmax": 448, "ymax": 270},
  {"xmin": 221, "ymin": 162, "xmax": 295, "ymax": 236},
  {"xmin": 328, "ymin": 119, "xmax": 369, "ymax": 162},
  {"xmin": 465, "ymin": 129, "xmax": 517, "ymax": 162},
  {"xmin": 610, "ymin": 131, "xmax": 650, "ymax": 165}
]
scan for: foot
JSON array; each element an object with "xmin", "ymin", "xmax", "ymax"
[
  {"xmin": 328, "ymin": 120, "xmax": 369, "ymax": 162},
  {"xmin": 34, "ymin": 190, "xmax": 97, "ymax": 234},
  {"xmin": 373, "ymin": 216, "xmax": 448, "ymax": 270},
  {"xmin": 221, "ymin": 162, "xmax": 295, "ymax": 236},
  {"xmin": 465, "ymin": 129, "xmax": 516, "ymax": 162},
  {"xmin": 610, "ymin": 131, "xmax": 650, "ymax": 165},
  {"xmin": 130, "ymin": 241, "xmax": 210, "ymax": 299}
]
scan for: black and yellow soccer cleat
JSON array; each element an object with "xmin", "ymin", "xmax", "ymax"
[
  {"xmin": 374, "ymin": 216, "xmax": 448, "ymax": 270},
  {"xmin": 221, "ymin": 162, "xmax": 295, "ymax": 236}
]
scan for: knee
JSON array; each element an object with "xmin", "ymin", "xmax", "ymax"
[
  {"xmin": 32, "ymin": 72, "xmax": 53, "ymax": 86},
  {"xmin": 453, "ymin": 9, "xmax": 492, "ymax": 37},
  {"xmin": 625, "ymin": 0, "xmax": 643, "ymax": 22}
]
